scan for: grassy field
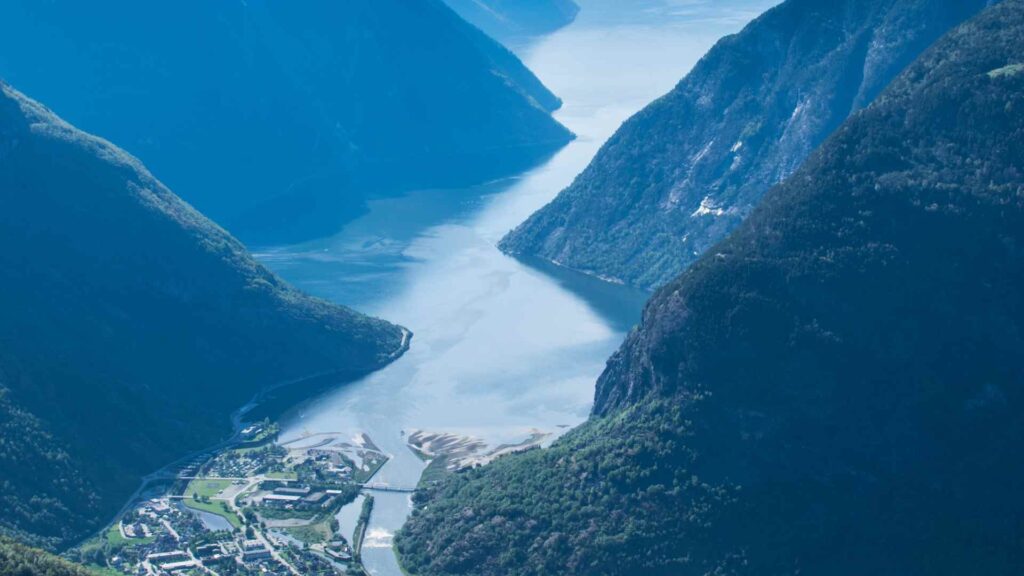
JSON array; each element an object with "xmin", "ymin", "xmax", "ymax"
[
  {"xmin": 87, "ymin": 564, "xmax": 126, "ymax": 576},
  {"xmin": 182, "ymin": 498, "xmax": 243, "ymax": 530},
  {"xmin": 185, "ymin": 478, "xmax": 232, "ymax": 499},
  {"xmin": 255, "ymin": 507, "xmax": 319, "ymax": 521},
  {"xmin": 103, "ymin": 525, "xmax": 127, "ymax": 548},
  {"xmin": 264, "ymin": 471, "xmax": 298, "ymax": 481},
  {"xmin": 284, "ymin": 521, "xmax": 332, "ymax": 544},
  {"xmin": 183, "ymin": 478, "xmax": 243, "ymax": 529}
]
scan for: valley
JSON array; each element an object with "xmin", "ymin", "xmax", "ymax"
[
  {"xmin": 5, "ymin": 1, "xmax": 1020, "ymax": 575},
  {"xmin": 79, "ymin": 2, "xmax": 774, "ymax": 575},
  {"xmin": 252, "ymin": 3, "xmax": 774, "ymax": 575}
]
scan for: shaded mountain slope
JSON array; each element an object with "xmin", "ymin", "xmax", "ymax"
[
  {"xmin": 500, "ymin": 0, "xmax": 993, "ymax": 290},
  {"xmin": 444, "ymin": 0, "xmax": 580, "ymax": 41},
  {"xmin": 0, "ymin": 0, "xmax": 572, "ymax": 244},
  {"xmin": 398, "ymin": 2, "xmax": 1024, "ymax": 574},
  {"xmin": 0, "ymin": 83, "xmax": 407, "ymax": 548}
]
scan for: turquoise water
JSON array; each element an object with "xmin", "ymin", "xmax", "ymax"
[{"xmin": 257, "ymin": 2, "xmax": 774, "ymax": 573}]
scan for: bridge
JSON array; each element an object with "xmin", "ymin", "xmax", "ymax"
[{"xmin": 361, "ymin": 482, "xmax": 417, "ymax": 493}]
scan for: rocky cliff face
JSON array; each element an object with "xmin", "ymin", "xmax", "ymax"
[
  {"xmin": 0, "ymin": 83, "xmax": 407, "ymax": 547},
  {"xmin": 398, "ymin": 2, "xmax": 1024, "ymax": 573},
  {"xmin": 443, "ymin": 0, "xmax": 579, "ymax": 41},
  {"xmin": 500, "ymin": 0, "xmax": 994, "ymax": 290},
  {"xmin": 0, "ymin": 0, "xmax": 572, "ymax": 244}
]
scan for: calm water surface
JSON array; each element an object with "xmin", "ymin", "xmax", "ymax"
[{"xmin": 257, "ymin": 2, "xmax": 773, "ymax": 573}]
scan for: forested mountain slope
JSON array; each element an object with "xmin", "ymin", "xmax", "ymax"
[
  {"xmin": 443, "ymin": 0, "xmax": 579, "ymax": 41},
  {"xmin": 501, "ymin": 0, "xmax": 994, "ymax": 290},
  {"xmin": 0, "ymin": 537, "xmax": 96, "ymax": 576},
  {"xmin": 0, "ymin": 0, "xmax": 572, "ymax": 243},
  {"xmin": 0, "ymin": 84, "xmax": 407, "ymax": 549},
  {"xmin": 398, "ymin": 2, "xmax": 1024, "ymax": 573}
]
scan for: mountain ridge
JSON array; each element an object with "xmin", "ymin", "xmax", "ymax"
[
  {"xmin": 0, "ymin": 82, "xmax": 408, "ymax": 549},
  {"xmin": 397, "ymin": 2, "xmax": 1024, "ymax": 573},
  {"xmin": 443, "ymin": 0, "xmax": 580, "ymax": 41},
  {"xmin": 0, "ymin": 0, "xmax": 572, "ymax": 244},
  {"xmin": 500, "ymin": 0, "xmax": 995, "ymax": 291}
]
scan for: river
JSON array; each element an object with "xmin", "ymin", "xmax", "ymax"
[{"xmin": 256, "ymin": 1, "xmax": 774, "ymax": 574}]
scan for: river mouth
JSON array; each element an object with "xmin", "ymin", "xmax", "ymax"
[{"xmin": 255, "ymin": 2, "xmax": 777, "ymax": 574}]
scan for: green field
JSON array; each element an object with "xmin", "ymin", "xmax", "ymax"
[
  {"xmin": 87, "ymin": 564, "xmax": 127, "ymax": 576},
  {"xmin": 185, "ymin": 478, "xmax": 232, "ymax": 500},
  {"xmin": 264, "ymin": 471, "xmax": 298, "ymax": 481},
  {"xmin": 103, "ymin": 524, "xmax": 127, "ymax": 548},
  {"xmin": 183, "ymin": 478, "xmax": 242, "ymax": 529},
  {"xmin": 283, "ymin": 521, "xmax": 332, "ymax": 544},
  {"xmin": 182, "ymin": 498, "xmax": 243, "ymax": 530}
]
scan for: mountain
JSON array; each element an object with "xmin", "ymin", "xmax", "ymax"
[
  {"xmin": 443, "ymin": 0, "xmax": 580, "ymax": 41},
  {"xmin": 0, "ymin": 537, "xmax": 96, "ymax": 576},
  {"xmin": 0, "ymin": 0, "xmax": 572, "ymax": 244},
  {"xmin": 397, "ymin": 2, "xmax": 1024, "ymax": 574},
  {"xmin": 0, "ymin": 83, "xmax": 408, "ymax": 549},
  {"xmin": 500, "ymin": 0, "xmax": 994, "ymax": 291}
]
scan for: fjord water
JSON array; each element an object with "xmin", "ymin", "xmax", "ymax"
[{"xmin": 257, "ymin": 1, "xmax": 774, "ymax": 573}]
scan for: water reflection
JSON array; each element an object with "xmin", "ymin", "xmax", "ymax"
[{"xmin": 256, "ymin": 2, "xmax": 773, "ymax": 574}]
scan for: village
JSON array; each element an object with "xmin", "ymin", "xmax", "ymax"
[{"xmin": 71, "ymin": 422, "xmax": 392, "ymax": 576}]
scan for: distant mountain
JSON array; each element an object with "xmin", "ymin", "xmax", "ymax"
[
  {"xmin": 0, "ymin": 0, "xmax": 572, "ymax": 244},
  {"xmin": 0, "ymin": 83, "xmax": 408, "ymax": 548},
  {"xmin": 0, "ymin": 537, "xmax": 96, "ymax": 576},
  {"xmin": 500, "ymin": 0, "xmax": 994, "ymax": 290},
  {"xmin": 444, "ymin": 0, "xmax": 580, "ymax": 41},
  {"xmin": 398, "ymin": 2, "xmax": 1024, "ymax": 573}
]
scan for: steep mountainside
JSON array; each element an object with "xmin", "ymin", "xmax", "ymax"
[
  {"xmin": 0, "ymin": 0, "xmax": 572, "ymax": 244},
  {"xmin": 500, "ymin": 0, "xmax": 993, "ymax": 290},
  {"xmin": 0, "ymin": 537, "xmax": 96, "ymax": 576},
  {"xmin": 398, "ymin": 2, "xmax": 1024, "ymax": 574},
  {"xmin": 443, "ymin": 0, "xmax": 579, "ymax": 41},
  {"xmin": 0, "ymin": 83, "xmax": 408, "ymax": 548}
]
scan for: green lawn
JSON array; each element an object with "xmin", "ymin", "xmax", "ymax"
[
  {"xmin": 182, "ymin": 477, "xmax": 243, "ymax": 530},
  {"xmin": 284, "ymin": 522, "xmax": 332, "ymax": 544},
  {"xmin": 86, "ymin": 564, "xmax": 126, "ymax": 576},
  {"xmin": 185, "ymin": 478, "xmax": 232, "ymax": 500},
  {"xmin": 103, "ymin": 525, "xmax": 127, "ymax": 548},
  {"xmin": 264, "ymin": 471, "xmax": 298, "ymax": 481},
  {"xmin": 182, "ymin": 498, "xmax": 243, "ymax": 530}
]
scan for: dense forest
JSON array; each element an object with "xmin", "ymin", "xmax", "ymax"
[
  {"xmin": 0, "ymin": 0, "xmax": 571, "ymax": 244},
  {"xmin": 0, "ymin": 83, "xmax": 407, "ymax": 548},
  {"xmin": 500, "ymin": 0, "xmax": 993, "ymax": 290},
  {"xmin": 0, "ymin": 537, "xmax": 97, "ymax": 576},
  {"xmin": 398, "ymin": 1, "xmax": 1024, "ymax": 573}
]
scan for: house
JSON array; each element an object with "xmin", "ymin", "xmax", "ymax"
[
  {"xmin": 195, "ymin": 544, "xmax": 221, "ymax": 558},
  {"xmin": 301, "ymin": 492, "xmax": 330, "ymax": 506},
  {"xmin": 273, "ymin": 486, "xmax": 311, "ymax": 496},
  {"xmin": 325, "ymin": 547, "xmax": 352, "ymax": 562},
  {"xmin": 158, "ymin": 560, "xmax": 198, "ymax": 572},
  {"xmin": 241, "ymin": 541, "xmax": 272, "ymax": 562},
  {"xmin": 262, "ymin": 494, "xmax": 302, "ymax": 508},
  {"xmin": 146, "ymin": 551, "xmax": 189, "ymax": 565}
]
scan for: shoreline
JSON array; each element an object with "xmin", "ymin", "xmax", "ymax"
[{"xmin": 84, "ymin": 328, "xmax": 414, "ymax": 551}]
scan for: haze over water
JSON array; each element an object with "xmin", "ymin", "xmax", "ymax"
[{"xmin": 256, "ymin": 1, "xmax": 774, "ymax": 573}]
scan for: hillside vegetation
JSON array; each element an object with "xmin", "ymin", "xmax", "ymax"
[
  {"xmin": 0, "ymin": 84, "xmax": 407, "ymax": 548},
  {"xmin": 500, "ymin": 0, "xmax": 993, "ymax": 290},
  {"xmin": 398, "ymin": 2, "xmax": 1024, "ymax": 573},
  {"xmin": 0, "ymin": 537, "xmax": 96, "ymax": 576},
  {"xmin": 0, "ymin": 0, "xmax": 572, "ymax": 243}
]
